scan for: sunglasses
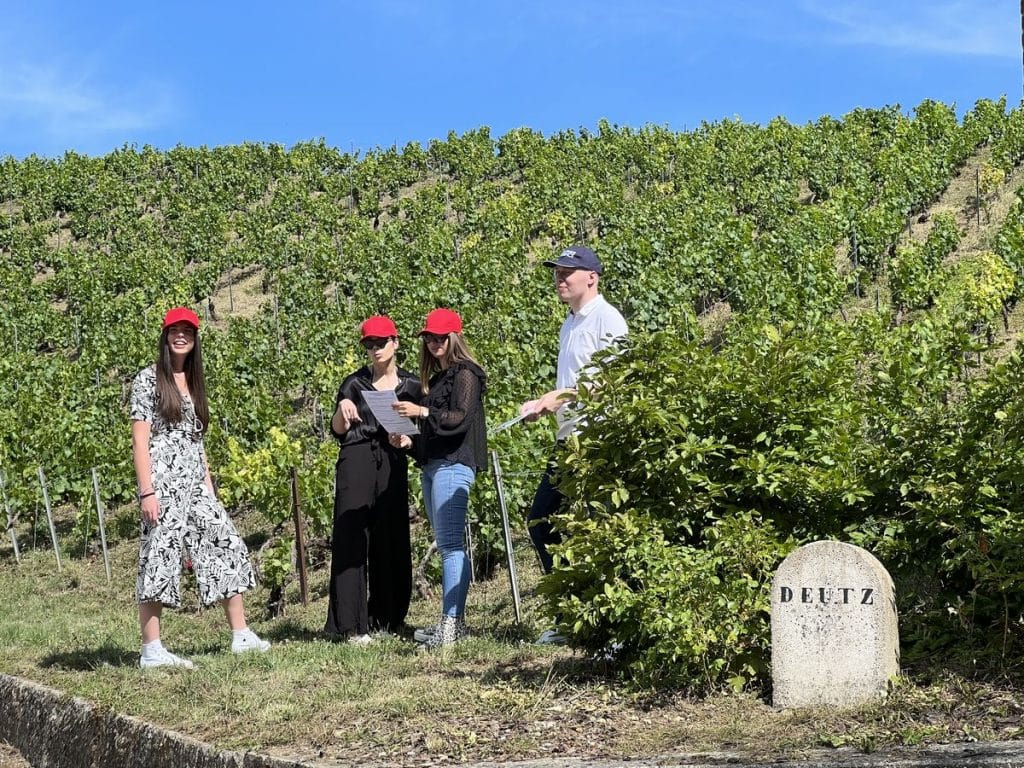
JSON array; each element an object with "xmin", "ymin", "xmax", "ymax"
[
  {"xmin": 553, "ymin": 268, "xmax": 585, "ymax": 283},
  {"xmin": 422, "ymin": 333, "xmax": 449, "ymax": 345},
  {"xmin": 361, "ymin": 337, "xmax": 391, "ymax": 350}
]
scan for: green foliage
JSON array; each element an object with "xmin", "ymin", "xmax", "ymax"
[
  {"xmin": 541, "ymin": 506, "xmax": 791, "ymax": 690},
  {"xmin": 261, "ymin": 536, "xmax": 294, "ymax": 590},
  {"xmin": 3, "ymin": 99, "xmax": 1023, "ymax": 691},
  {"xmin": 890, "ymin": 212, "xmax": 961, "ymax": 311},
  {"xmin": 873, "ymin": 351, "xmax": 1024, "ymax": 656},
  {"xmin": 218, "ymin": 427, "xmax": 302, "ymax": 525},
  {"xmin": 994, "ymin": 187, "xmax": 1024, "ymax": 288},
  {"xmin": 540, "ymin": 324, "xmax": 886, "ymax": 687},
  {"xmin": 934, "ymin": 250, "xmax": 1013, "ymax": 332}
]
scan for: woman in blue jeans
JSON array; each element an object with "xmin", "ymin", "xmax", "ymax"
[{"xmin": 391, "ymin": 308, "xmax": 487, "ymax": 648}]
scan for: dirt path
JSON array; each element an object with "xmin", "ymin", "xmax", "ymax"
[
  {"xmin": 888, "ymin": 144, "xmax": 1024, "ymax": 351},
  {"xmin": 906, "ymin": 144, "xmax": 1024, "ymax": 260}
]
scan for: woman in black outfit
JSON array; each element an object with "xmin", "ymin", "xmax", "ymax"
[{"xmin": 325, "ymin": 315, "xmax": 419, "ymax": 645}]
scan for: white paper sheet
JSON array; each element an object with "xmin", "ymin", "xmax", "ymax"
[{"xmin": 362, "ymin": 389, "xmax": 420, "ymax": 436}]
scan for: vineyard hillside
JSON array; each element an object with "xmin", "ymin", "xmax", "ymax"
[{"xmin": 6, "ymin": 98, "xmax": 1024, "ymax": 687}]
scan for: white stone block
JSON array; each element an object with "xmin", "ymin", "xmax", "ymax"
[{"xmin": 771, "ymin": 540, "xmax": 899, "ymax": 709}]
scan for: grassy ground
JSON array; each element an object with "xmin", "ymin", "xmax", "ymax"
[{"xmin": 2, "ymin": 508, "xmax": 1024, "ymax": 767}]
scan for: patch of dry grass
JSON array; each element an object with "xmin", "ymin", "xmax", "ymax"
[{"xmin": 207, "ymin": 264, "xmax": 268, "ymax": 323}]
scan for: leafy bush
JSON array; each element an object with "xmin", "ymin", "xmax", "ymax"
[
  {"xmin": 540, "ymin": 324, "xmax": 883, "ymax": 688},
  {"xmin": 218, "ymin": 426, "xmax": 302, "ymax": 523},
  {"xmin": 875, "ymin": 350, "xmax": 1024, "ymax": 659}
]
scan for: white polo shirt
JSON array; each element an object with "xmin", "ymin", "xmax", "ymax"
[{"xmin": 555, "ymin": 294, "xmax": 628, "ymax": 440}]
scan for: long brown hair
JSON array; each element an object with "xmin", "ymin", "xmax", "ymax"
[
  {"xmin": 154, "ymin": 327, "xmax": 210, "ymax": 435},
  {"xmin": 419, "ymin": 331, "xmax": 481, "ymax": 395}
]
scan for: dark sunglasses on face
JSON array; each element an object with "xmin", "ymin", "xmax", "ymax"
[
  {"xmin": 422, "ymin": 333, "xmax": 448, "ymax": 345},
  {"xmin": 361, "ymin": 337, "xmax": 391, "ymax": 350}
]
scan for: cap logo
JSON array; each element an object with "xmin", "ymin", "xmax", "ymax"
[{"xmin": 561, "ymin": 249, "xmax": 579, "ymax": 259}]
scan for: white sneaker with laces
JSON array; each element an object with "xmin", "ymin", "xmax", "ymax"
[
  {"xmin": 347, "ymin": 633, "xmax": 374, "ymax": 646},
  {"xmin": 535, "ymin": 629, "xmax": 567, "ymax": 646},
  {"xmin": 140, "ymin": 645, "xmax": 194, "ymax": 669},
  {"xmin": 231, "ymin": 629, "xmax": 271, "ymax": 654}
]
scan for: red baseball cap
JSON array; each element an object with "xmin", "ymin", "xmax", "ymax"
[
  {"xmin": 360, "ymin": 315, "xmax": 398, "ymax": 340},
  {"xmin": 420, "ymin": 308, "xmax": 462, "ymax": 336},
  {"xmin": 162, "ymin": 307, "xmax": 200, "ymax": 330}
]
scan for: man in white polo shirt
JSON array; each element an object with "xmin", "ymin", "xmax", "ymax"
[{"xmin": 520, "ymin": 244, "xmax": 628, "ymax": 644}]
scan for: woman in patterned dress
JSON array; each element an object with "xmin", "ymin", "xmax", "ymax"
[
  {"xmin": 130, "ymin": 306, "xmax": 270, "ymax": 668},
  {"xmin": 324, "ymin": 315, "xmax": 419, "ymax": 645}
]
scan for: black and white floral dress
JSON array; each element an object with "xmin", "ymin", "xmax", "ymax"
[{"xmin": 130, "ymin": 365, "xmax": 256, "ymax": 608}]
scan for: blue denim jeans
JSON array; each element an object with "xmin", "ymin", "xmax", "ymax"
[{"xmin": 421, "ymin": 459, "xmax": 475, "ymax": 618}]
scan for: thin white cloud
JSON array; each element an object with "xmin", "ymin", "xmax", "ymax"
[
  {"xmin": 798, "ymin": 0, "xmax": 1018, "ymax": 57},
  {"xmin": 0, "ymin": 63, "xmax": 175, "ymax": 146}
]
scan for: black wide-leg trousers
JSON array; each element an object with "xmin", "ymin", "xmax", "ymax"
[{"xmin": 325, "ymin": 440, "xmax": 412, "ymax": 636}]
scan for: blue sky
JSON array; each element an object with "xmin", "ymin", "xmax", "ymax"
[{"xmin": 0, "ymin": 1, "xmax": 1020, "ymax": 159}]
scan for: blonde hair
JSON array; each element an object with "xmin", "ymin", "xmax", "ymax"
[{"xmin": 418, "ymin": 332, "xmax": 481, "ymax": 395}]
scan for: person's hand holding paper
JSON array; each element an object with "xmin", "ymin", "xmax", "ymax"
[{"xmin": 359, "ymin": 389, "xmax": 419, "ymax": 435}]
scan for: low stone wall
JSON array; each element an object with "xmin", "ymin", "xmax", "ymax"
[
  {"xmin": 5, "ymin": 672, "xmax": 1024, "ymax": 768},
  {"xmin": 0, "ymin": 674, "xmax": 306, "ymax": 768}
]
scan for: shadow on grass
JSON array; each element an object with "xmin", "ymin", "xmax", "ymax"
[
  {"xmin": 261, "ymin": 617, "xmax": 324, "ymax": 644},
  {"xmin": 166, "ymin": 619, "xmax": 328, "ymax": 657},
  {"xmin": 40, "ymin": 642, "xmax": 137, "ymax": 670},
  {"xmin": 481, "ymin": 656, "xmax": 615, "ymax": 686}
]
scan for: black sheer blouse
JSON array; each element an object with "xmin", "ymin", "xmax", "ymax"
[
  {"xmin": 331, "ymin": 366, "xmax": 421, "ymax": 447},
  {"xmin": 416, "ymin": 361, "xmax": 487, "ymax": 471}
]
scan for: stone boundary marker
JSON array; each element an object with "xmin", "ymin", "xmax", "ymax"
[
  {"xmin": 771, "ymin": 541, "xmax": 899, "ymax": 710},
  {"xmin": 4, "ymin": 673, "xmax": 1024, "ymax": 768}
]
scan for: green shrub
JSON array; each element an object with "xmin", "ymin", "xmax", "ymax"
[{"xmin": 539, "ymin": 324, "xmax": 880, "ymax": 688}]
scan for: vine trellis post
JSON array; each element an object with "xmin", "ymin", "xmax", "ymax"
[
  {"xmin": 290, "ymin": 467, "xmax": 309, "ymax": 606},
  {"xmin": 1, "ymin": 468, "xmax": 19, "ymax": 565},
  {"xmin": 91, "ymin": 468, "xmax": 112, "ymax": 585},
  {"xmin": 37, "ymin": 467, "xmax": 61, "ymax": 573}
]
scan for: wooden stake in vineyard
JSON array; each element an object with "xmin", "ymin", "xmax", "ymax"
[
  {"xmin": 1, "ymin": 468, "xmax": 19, "ymax": 565},
  {"xmin": 490, "ymin": 449, "xmax": 522, "ymax": 623},
  {"xmin": 290, "ymin": 466, "xmax": 309, "ymax": 606}
]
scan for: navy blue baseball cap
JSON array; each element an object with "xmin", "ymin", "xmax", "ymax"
[{"xmin": 543, "ymin": 245, "xmax": 603, "ymax": 274}]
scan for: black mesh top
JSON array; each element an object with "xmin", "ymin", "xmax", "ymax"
[{"xmin": 416, "ymin": 361, "xmax": 488, "ymax": 471}]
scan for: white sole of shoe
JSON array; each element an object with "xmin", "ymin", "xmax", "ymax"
[{"xmin": 412, "ymin": 628, "xmax": 436, "ymax": 643}]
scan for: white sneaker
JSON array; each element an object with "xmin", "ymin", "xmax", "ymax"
[
  {"xmin": 347, "ymin": 633, "xmax": 374, "ymax": 647},
  {"xmin": 535, "ymin": 629, "xmax": 567, "ymax": 646},
  {"xmin": 140, "ymin": 646, "xmax": 194, "ymax": 669},
  {"xmin": 231, "ymin": 629, "xmax": 271, "ymax": 654}
]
